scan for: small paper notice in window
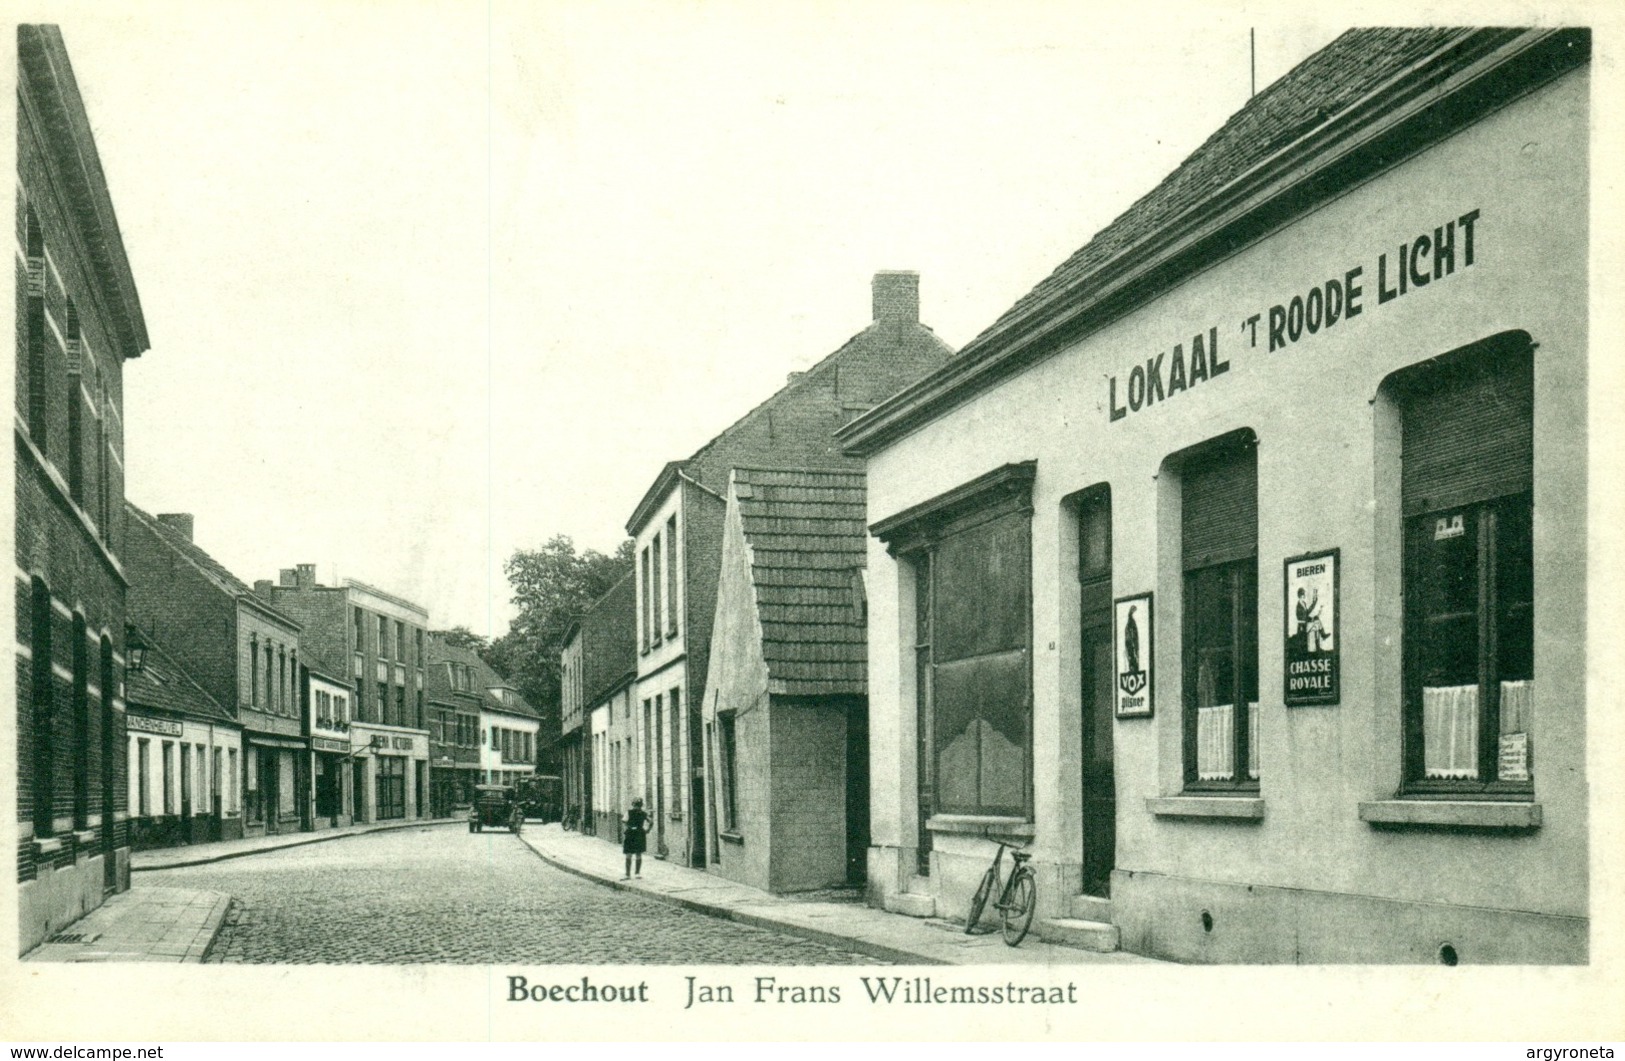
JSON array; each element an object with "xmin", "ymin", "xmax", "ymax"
[
  {"xmin": 1498, "ymin": 731, "xmax": 1529, "ymax": 782},
  {"xmin": 1435, "ymin": 513, "xmax": 1466, "ymax": 540}
]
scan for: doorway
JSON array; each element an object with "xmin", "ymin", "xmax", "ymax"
[{"xmin": 1077, "ymin": 487, "xmax": 1116, "ymax": 897}]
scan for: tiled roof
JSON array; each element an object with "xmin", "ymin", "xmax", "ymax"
[
  {"xmin": 955, "ymin": 28, "xmax": 1468, "ymax": 360},
  {"xmin": 424, "ymin": 635, "xmax": 484, "ymax": 703},
  {"xmin": 126, "ymin": 625, "xmax": 236, "ymax": 727},
  {"xmin": 425, "ymin": 634, "xmax": 540, "ymax": 720},
  {"xmin": 733, "ymin": 467, "xmax": 867, "ymax": 697}
]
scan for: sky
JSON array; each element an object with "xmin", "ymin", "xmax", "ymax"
[{"xmin": 51, "ymin": 1, "xmax": 1352, "ymax": 638}]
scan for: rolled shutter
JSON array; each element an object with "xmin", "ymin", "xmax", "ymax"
[
  {"xmin": 1401, "ymin": 344, "xmax": 1533, "ymax": 516},
  {"xmin": 1182, "ymin": 441, "xmax": 1257, "ymax": 570}
]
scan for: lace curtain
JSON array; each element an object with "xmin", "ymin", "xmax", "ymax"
[
  {"xmin": 1423, "ymin": 681, "xmax": 1535, "ymax": 780},
  {"xmin": 1196, "ymin": 704, "xmax": 1260, "ymax": 781}
]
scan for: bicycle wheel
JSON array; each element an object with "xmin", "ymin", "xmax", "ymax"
[
  {"xmin": 1001, "ymin": 870, "xmax": 1036, "ymax": 947},
  {"xmin": 965, "ymin": 865, "xmax": 998, "ymax": 934}
]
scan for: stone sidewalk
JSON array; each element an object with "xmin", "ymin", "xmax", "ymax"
[
  {"xmin": 132, "ymin": 816, "xmax": 460, "ymax": 871},
  {"xmin": 27, "ymin": 819, "xmax": 462, "ymax": 963},
  {"xmin": 518, "ymin": 824, "xmax": 1153, "ymax": 966},
  {"xmin": 23, "ymin": 886, "xmax": 229, "ymax": 963}
]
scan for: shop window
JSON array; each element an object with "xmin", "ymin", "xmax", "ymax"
[
  {"xmin": 874, "ymin": 463, "xmax": 1035, "ymax": 824},
  {"xmin": 31, "ymin": 577, "xmax": 55, "ymax": 837},
  {"xmin": 1392, "ymin": 334, "xmax": 1535, "ymax": 792},
  {"xmin": 1179, "ymin": 433, "xmax": 1259, "ymax": 790},
  {"xmin": 377, "ymin": 757, "xmax": 406, "ymax": 820}
]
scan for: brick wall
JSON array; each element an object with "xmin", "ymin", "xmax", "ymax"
[
  {"xmin": 768, "ymin": 697, "xmax": 850, "ymax": 892},
  {"xmin": 123, "ymin": 513, "xmax": 240, "ymax": 707},
  {"xmin": 15, "ymin": 27, "xmax": 147, "ymax": 945}
]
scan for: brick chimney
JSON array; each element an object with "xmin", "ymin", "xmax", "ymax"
[
  {"xmin": 296, "ymin": 563, "xmax": 317, "ymax": 588},
  {"xmin": 872, "ymin": 271, "xmax": 919, "ymax": 326},
  {"xmin": 157, "ymin": 513, "xmax": 194, "ymax": 541}
]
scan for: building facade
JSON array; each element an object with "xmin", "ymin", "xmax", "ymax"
[
  {"xmin": 559, "ymin": 621, "xmax": 585, "ymax": 823},
  {"xmin": 840, "ymin": 28, "xmax": 1589, "ymax": 963},
  {"xmin": 625, "ymin": 271, "xmax": 954, "ymax": 868},
  {"xmin": 424, "ymin": 634, "xmax": 486, "ymax": 816},
  {"xmin": 125, "ymin": 506, "xmax": 308, "ymax": 838},
  {"xmin": 482, "ymin": 689, "xmax": 540, "ymax": 787},
  {"xmin": 257, "ymin": 565, "xmax": 431, "ymax": 824},
  {"xmin": 302, "ymin": 653, "xmax": 354, "ymax": 829},
  {"xmin": 13, "ymin": 25, "xmax": 152, "ymax": 952},
  {"xmin": 124, "ymin": 627, "xmax": 243, "ymax": 849},
  {"xmin": 701, "ymin": 468, "xmax": 869, "ymax": 893},
  {"xmin": 576, "ymin": 572, "xmax": 635, "ymax": 839}
]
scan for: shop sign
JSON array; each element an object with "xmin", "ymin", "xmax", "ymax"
[
  {"xmin": 1283, "ymin": 549, "xmax": 1339, "ymax": 706},
  {"xmin": 311, "ymin": 736, "xmax": 348, "ymax": 754},
  {"xmin": 1108, "ymin": 208, "xmax": 1483, "ymax": 423},
  {"xmin": 127, "ymin": 714, "xmax": 184, "ymax": 737},
  {"xmin": 1113, "ymin": 593, "xmax": 1154, "ymax": 718},
  {"xmin": 368, "ymin": 733, "xmax": 417, "ymax": 753}
]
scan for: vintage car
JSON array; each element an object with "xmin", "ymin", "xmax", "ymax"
[{"xmin": 468, "ymin": 784, "xmax": 522, "ymax": 834}]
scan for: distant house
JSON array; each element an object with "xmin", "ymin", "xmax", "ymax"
[
  {"xmin": 300, "ymin": 650, "xmax": 354, "ymax": 829},
  {"xmin": 125, "ymin": 505, "xmax": 307, "ymax": 839},
  {"xmin": 257, "ymin": 565, "xmax": 432, "ymax": 824},
  {"xmin": 124, "ymin": 627, "xmax": 243, "ymax": 850},
  {"xmin": 578, "ymin": 571, "xmax": 633, "ymax": 838},
  {"xmin": 701, "ymin": 468, "xmax": 869, "ymax": 893},
  {"xmin": 625, "ymin": 271, "xmax": 953, "ymax": 868},
  {"xmin": 424, "ymin": 635, "xmax": 488, "ymax": 814},
  {"xmin": 481, "ymin": 678, "xmax": 541, "ymax": 788}
]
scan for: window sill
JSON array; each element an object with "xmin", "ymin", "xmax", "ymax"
[
  {"xmin": 72, "ymin": 829, "xmax": 98, "ymax": 845},
  {"xmin": 1358, "ymin": 800, "xmax": 1541, "ymax": 830},
  {"xmin": 925, "ymin": 814, "xmax": 1035, "ymax": 838},
  {"xmin": 1146, "ymin": 796, "xmax": 1265, "ymax": 820},
  {"xmin": 719, "ymin": 830, "xmax": 744, "ymax": 846},
  {"xmin": 33, "ymin": 837, "xmax": 65, "ymax": 857}
]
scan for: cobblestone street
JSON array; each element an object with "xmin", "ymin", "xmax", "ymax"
[{"xmin": 149, "ymin": 825, "xmax": 883, "ymax": 964}]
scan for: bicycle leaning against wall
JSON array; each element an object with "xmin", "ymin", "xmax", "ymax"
[{"xmin": 965, "ymin": 841, "xmax": 1037, "ymax": 946}]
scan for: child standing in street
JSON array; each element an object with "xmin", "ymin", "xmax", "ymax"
[{"xmin": 622, "ymin": 797, "xmax": 649, "ymax": 879}]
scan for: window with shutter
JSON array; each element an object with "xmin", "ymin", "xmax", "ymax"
[
  {"xmin": 874, "ymin": 463, "xmax": 1036, "ymax": 826},
  {"xmin": 1392, "ymin": 332, "xmax": 1535, "ymax": 792}
]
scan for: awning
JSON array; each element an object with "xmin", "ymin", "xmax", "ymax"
[{"xmin": 245, "ymin": 734, "xmax": 308, "ymax": 751}]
